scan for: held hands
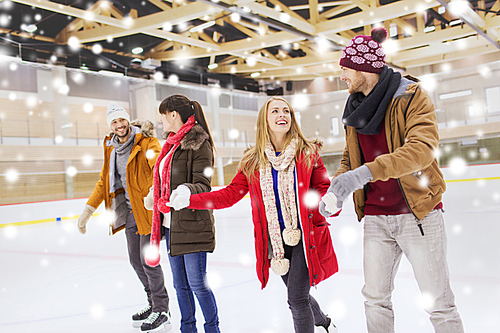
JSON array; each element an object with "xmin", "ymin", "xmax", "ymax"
[
  {"xmin": 144, "ymin": 186, "xmax": 154, "ymax": 210},
  {"xmin": 320, "ymin": 165, "xmax": 373, "ymax": 217},
  {"xmin": 77, "ymin": 204, "xmax": 96, "ymax": 234},
  {"xmin": 167, "ymin": 185, "xmax": 191, "ymax": 210},
  {"xmin": 319, "ymin": 193, "xmax": 340, "ymax": 217}
]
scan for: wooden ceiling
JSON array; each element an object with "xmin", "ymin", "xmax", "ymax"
[{"xmin": 3, "ymin": 0, "xmax": 500, "ymax": 83}]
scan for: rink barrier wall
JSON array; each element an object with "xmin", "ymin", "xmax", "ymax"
[
  {"xmin": 1, "ymin": 164, "xmax": 500, "ymax": 227},
  {"xmin": 0, "ymin": 186, "xmax": 249, "ymax": 227}
]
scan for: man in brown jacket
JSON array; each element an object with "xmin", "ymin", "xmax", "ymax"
[
  {"xmin": 320, "ymin": 28, "xmax": 464, "ymax": 332},
  {"xmin": 77, "ymin": 102, "xmax": 171, "ymax": 332}
]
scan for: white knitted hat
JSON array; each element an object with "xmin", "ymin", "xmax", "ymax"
[{"xmin": 106, "ymin": 102, "xmax": 130, "ymax": 127}]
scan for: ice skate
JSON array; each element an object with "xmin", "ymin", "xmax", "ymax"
[
  {"xmin": 132, "ymin": 305, "xmax": 152, "ymax": 328},
  {"xmin": 140, "ymin": 311, "xmax": 172, "ymax": 332}
]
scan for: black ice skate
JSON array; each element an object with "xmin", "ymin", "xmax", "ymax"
[
  {"xmin": 132, "ymin": 305, "xmax": 152, "ymax": 328},
  {"xmin": 319, "ymin": 316, "xmax": 339, "ymax": 333},
  {"xmin": 140, "ymin": 311, "xmax": 172, "ymax": 332}
]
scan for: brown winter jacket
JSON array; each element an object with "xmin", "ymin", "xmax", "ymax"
[
  {"xmin": 336, "ymin": 77, "xmax": 446, "ymax": 221},
  {"xmin": 158, "ymin": 124, "xmax": 215, "ymax": 257},
  {"xmin": 87, "ymin": 120, "xmax": 161, "ymax": 235}
]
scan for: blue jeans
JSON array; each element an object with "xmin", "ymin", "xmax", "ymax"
[
  {"xmin": 165, "ymin": 228, "xmax": 220, "ymax": 333},
  {"xmin": 362, "ymin": 210, "xmax": 464, "ymax": 333}
]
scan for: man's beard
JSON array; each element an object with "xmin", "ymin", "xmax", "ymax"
[{"xmin": 115, "ymin": 126, "xmax": 130, "ymax": 139}]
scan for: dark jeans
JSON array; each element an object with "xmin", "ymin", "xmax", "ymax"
[
  {"xmin": 125, "ymin": 211, "xmax": 169, "ymax": 312},
  {"xmin": 282, "ymin": 239, "xmax": 329, "ymax": 333},
  {"xmin": 165, "ymin": 227, "xmax": 220, "ymax": 333}
]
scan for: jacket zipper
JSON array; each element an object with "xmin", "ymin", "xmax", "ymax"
[
  {"xmin": 388, "ymin": 95, "xmax": 424, "ymax": 236},
  {"xmin": 250, "ymin": 185, "xmax": 268, "ymax": 287}
]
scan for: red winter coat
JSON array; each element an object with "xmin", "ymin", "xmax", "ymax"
[{"xmin": 188, "ymin": 152, "xmax": 338, "ymax": 289}]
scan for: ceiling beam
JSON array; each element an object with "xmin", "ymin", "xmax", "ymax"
[
  {"xmin": 316, "ymin": 0, "xmax": 441, "ymax": 36},
  {"xmin": 149, "ymin": 31, "xmax": 301, "ymax": 61},
  {"xmin": 437, "ymin": 0, "xmax": 500, "ymax": 50}
]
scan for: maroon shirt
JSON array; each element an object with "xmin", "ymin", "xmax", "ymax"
[
  {"xmin": 357, "ymin": 124, "xmax": 411, "ymax": 215},
  {"xmin": 358, "ymin": 124, "xmax": 442, "ymax": 216}
]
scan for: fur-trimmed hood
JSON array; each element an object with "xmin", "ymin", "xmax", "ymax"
[
  {"xmin": 107, "ymin": 119, "xmax": 156, "ymax": 138},
  {"xmin": 162, "ymin": 124, "xmax": 210, "ymax": 151}
]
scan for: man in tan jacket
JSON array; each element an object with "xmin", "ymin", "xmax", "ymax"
[
  {"xmin": 320, "ymin": 28, "xmax": 464, "ymax": 333},
  {"xmin": 77, "ymin": 102, "xmax": 171, "ymax": 332}
]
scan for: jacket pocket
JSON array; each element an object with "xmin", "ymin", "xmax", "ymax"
[{"xmin": 177, "ymin": 209, "xmax": 210, "ymax": 232}]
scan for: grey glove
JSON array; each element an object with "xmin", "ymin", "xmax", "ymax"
[{"xmin": 328, "ymin": 165, "xmax": 373, "ymax": 204}]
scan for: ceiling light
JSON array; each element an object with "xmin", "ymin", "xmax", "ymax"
[
  {"xmin": 24, "ymin": 24, "xmax": 37, "ymax": 33},
  {"xmin": 250, "ymin": 72, "xmax": 260, "ymax": 78},
  {"xmin": 423, "ymin": 26, "xmax": 435, "ymax": 33},
  {"xmin": 163, "ymin": 23, "xmax": 172, "ymax": 31},
  {"xmin": 132, "ymin": 47, "xmax": 143, "ymax": 54},
  {"xmin": 450, "ymin": 19, "xmax": 462, "ymax": 26},
  {"xmin": 190, "ymin": 20, "xmax": 215, "ymax": 33},
  {"xmin": 230, "ymin": 13, "xmax": 241, "ymax": 22},
  {"xmin": 208, "ymin": 63, "xmax": 218, "ymax": 69}
]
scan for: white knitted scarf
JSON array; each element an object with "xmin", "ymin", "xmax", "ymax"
[{"xmin": 260, "ymin": 139, "xmax": 300, "ymax": 276}]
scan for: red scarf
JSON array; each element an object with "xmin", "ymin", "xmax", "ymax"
[{"xmin": 147, "ymin": 115, "xmax": 196, "ymax": 266}]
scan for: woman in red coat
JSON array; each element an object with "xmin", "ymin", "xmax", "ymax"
[{"xmin": 168, "ymin": 97, "xmax": 339, "ymax": 333}]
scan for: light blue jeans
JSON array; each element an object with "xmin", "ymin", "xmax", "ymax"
[
  {"xmin": 362, "ymin": 210, "xmax": 464, "ymax": 333},
  {"xmin": 165, "ymin": 228, "xmax": 220, "ymax": 333}
]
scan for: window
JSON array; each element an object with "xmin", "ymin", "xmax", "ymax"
[
  {"xmin": 485, "ymin": 87, "xmax": 500, "ymax": 113},
  {"xmin": 331, "ymin": 117, "xmax": 339, "ymax": 136}
]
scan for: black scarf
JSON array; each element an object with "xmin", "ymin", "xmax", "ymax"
[{"xmin": 342, "ymin": 66, "xmax": 401, "ymax": 135}]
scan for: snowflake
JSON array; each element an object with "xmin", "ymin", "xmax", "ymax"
[
  {"xmin": 354, "ymin": 37, "xmax": 364, "ymax": 44},
  {"xmin": 372, "ymin": 61, "xmax": 385, "ymax": 68},
  {"xmin": 376, "ymin": 48, "xmax": 386, "ymax": 57},
  {"xmin": 303, "ymin": 190, "xmax": 320, "ymax": 208},
  {"xmin": 364, "ymin": 53, "xmax": 378, "ymax": 61},
  {"xmin": 356, "ymin": 44, "xmax": 369, "ymax": 52},
  {"xmin": 352, "ymin": 56, "xmax": 366, "ymax": 64},
  {"xmin": 368, "ymin": 40, "xmax": 379, "ymax": 48},
  {"xmin": 345, "ymin": 47, "xmax": 356, "ymax": 55}
]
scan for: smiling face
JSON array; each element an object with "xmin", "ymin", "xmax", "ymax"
[
  {"xmin": 109, "ymin": 118, "xmax": 130, "ymax": 143},
  {"xmin": 340, "ymin": 66, "xmax": 367, "ymax": 94},
  {"xmin": 267, "ymin": 99, "xmax": 292, "ymax": 138}
]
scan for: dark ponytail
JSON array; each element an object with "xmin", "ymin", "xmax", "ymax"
[{"xmin": 159, "ymin": 94, "xmax": 215, "ymax": 164}]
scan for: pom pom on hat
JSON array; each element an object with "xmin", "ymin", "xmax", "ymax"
[
  {"xmin": 339, "ymin": 27, "xmax": 387, "ymax": 74},
  {"xmin": 371, "ymin": 27, "xmax": 388, "ymax": 44},
  {"xmin": 106, "ymin": 102, "xmax": 130, "ymax": 128}
]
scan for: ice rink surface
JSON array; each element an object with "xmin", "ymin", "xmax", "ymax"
[{"xmin": 1, "ymin": 163, "xmax": 499, "ymax": 333}]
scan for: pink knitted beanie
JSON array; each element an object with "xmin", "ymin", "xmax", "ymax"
[{"xmin": 339, "ymin": 27, "xmax": 388, "ymax": 74}]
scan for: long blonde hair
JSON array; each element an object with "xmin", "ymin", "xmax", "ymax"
[{"xmin": 239, "ymin": 97, "xmax": 320, "ymax": 179}]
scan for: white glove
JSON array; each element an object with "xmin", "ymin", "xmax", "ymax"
[
  {"xmin": 144, "ymin": 186, "xmax": 154, "ymax": 210},
  {"xmin": 77, "ymin": 204, "xmax": 96, "ymax": 234},
  {"xmin": 167, "ymin": 185, "xmax": 191, "ymax": 210},
  {"xmin": 322, "ymin": 192, "xmax": 340, "ymax": 215}
]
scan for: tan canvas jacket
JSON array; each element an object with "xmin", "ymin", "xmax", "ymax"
[{"xmin": 336, "ymin": 78, "xmax": 446, "ymax": 221}]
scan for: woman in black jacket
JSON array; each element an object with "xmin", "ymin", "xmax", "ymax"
[{"xmin": 145, "ymin": 94, "xmax": 220, "ymax": 333}]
